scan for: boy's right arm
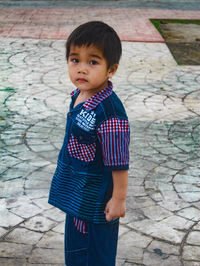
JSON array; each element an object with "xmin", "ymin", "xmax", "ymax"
[{"xmin": 104, "ymin": 170, "xmax": 128, "ymax": 222}]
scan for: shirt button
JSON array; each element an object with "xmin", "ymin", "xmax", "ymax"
[
  {"xmin": 68, "ymin": 112, "xmax": 72, "ymax": 116},
  {"xmin": 79, "ymin": 136, "xmax": 83, "ymax": 140}
]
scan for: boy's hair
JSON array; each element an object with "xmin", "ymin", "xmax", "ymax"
[{"xmin": 66, "ymin": 21, "xmax": 122, "ymax": 68}]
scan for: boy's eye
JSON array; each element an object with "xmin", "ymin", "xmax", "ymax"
[
  {"xmin": 71, "ymin": 58, "xmax": 79, "ymax": 63},
  {"xmin": 89, "ymin": 60, "xmax": 98, "ymax": 65}
]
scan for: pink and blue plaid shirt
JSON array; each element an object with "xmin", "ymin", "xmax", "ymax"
[
  {"xmin": 49, "ymin": 81, "xmax": 130, "ymax": 224},
  {"xmin": 69, "ymin": 81, "xmax": 130, "ymax": 167}
]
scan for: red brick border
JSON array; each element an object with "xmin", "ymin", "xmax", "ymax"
[{"xmin": 0, "ymin": 8, "xmax": 200, "ymax": 41}]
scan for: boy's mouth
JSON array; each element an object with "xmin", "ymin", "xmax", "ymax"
[{"xmin": 77, "ymin": 78, "xmax": 88, "ymax": 83}]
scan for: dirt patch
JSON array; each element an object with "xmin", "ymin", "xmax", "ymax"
[{"xmin": 151, "ymin": 20, "xmax": 200, "ymax": 65}]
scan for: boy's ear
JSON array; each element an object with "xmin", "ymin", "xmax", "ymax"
[{"xmin": 107, "ymin": 64, "xmax": 118, "ymax": 78}]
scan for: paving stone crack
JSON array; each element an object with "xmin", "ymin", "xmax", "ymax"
[{"xmin": 179, "ymin": 220, "xmax": 200, "ymax": 265}]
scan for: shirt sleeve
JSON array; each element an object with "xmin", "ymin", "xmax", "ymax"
[{"xmin": 97, "ymin": 117, "xmax": 130, "ymax": 170}]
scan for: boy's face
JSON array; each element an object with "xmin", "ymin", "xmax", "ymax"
[{"xmin": 68, "ymin": 45, "xmax": 117, "ymax": 95}]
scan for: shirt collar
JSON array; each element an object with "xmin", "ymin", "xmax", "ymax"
[{"xmin": 70, "ymin": 81, "xmax": 113, "ymax": 110}]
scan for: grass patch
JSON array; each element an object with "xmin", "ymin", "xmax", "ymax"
[
  {"xmin": 150, "ymin": 19, "xmax": 200, "ymax": 37},
  {"xmin": 150, "ymin": 19, "xmax": 200, "ymax": 65}
]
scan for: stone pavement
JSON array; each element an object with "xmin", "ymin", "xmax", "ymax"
[
  {"xmin": 0, "ymin": 2, "xmax": 200, "ymax": 266},
  {"xmin": 0, "ymin": 0, "xmax": 200, "ymax": 10},
  {"xmin": 0, "ymin": 8, "xmax": 200, "ymax": 41}
]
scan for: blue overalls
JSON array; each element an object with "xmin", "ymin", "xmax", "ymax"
[{"xmin": 48, "ymin": 82, "xmax": 130, "ymax": 265}]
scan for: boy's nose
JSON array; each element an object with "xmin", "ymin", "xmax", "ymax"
[{"xmin": 78, "ymin": 63, "xmax": 88, "ymax": 74}]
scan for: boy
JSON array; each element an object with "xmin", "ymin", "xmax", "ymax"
[{"xmin": 48, "ymin": 21, "xmax": 130, "ymax": 266}]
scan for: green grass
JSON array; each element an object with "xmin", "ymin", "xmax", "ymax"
[{"xmin": 150, "ymin": 19, "xmax": 200, "ymax": 37}]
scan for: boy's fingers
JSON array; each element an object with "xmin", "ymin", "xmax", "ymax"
[
  {"xmin": 104, "ymin": 200, "xmax": 126, "ymax": 220},
  {"xmin": 105, "ymin": 206, "xmax": 113, "ymax": 221},
  {"xmin": 106, "ymin": 213, "xmax": 113, "ymax": 222},
  {"xmin": 106, "ymin": 211, "xmax": 125, "ymax": 221},
  {"xmin": 106, "ymin": 209, "xmax": 118, "ymax": 221},
  {"xmin": 104, "ymin": 204, "xmax": 109, "ymax": 214}
]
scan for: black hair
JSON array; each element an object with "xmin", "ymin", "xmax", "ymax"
[{"xmin": 66, "ymin": 21, "xmax": 122, "ymax": 68}]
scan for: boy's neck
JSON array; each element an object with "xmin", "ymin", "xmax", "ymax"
[
  {"xmin": 79, "ymin": 80, "xmax": 109, "ymax": 100},
  {"xmin": 73, "ymin": 80, "xmax": 110, "ymax": 109}
]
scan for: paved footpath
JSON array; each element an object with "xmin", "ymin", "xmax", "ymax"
[{"xmin": 0, "ymin": 1, "xmax": 200, "ymax": 265}]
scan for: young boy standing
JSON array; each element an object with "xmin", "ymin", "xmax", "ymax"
[{"xmin": 48, "ymin": 21, "xmax": 130, "ymax": 266}]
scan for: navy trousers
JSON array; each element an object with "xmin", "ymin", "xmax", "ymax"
[{"xmin": 65, "ymin": 214, "xmax": 119, "ymax": 266}]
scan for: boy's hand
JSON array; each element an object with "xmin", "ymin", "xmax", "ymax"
[{"xmin": 104, "ymin": 197, "xmax": 126, "ymax": 222}]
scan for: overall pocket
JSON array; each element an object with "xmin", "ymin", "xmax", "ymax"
[{"xmin": 67, "ymin": 125, "xmax": 97, "ymax": 162}]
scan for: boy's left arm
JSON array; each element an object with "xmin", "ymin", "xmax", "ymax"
[{"xmin": 105, "ymin": 170, "xmax": 128, "ymax": 222}]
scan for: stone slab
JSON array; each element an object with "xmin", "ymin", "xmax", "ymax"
[
  {"xmin": 28, "ymin": 247, "xmax": 64, "ymax": 264},
  {"xmin": 22, "ymin": 215, "xmax": 57, "ymax": 232},
  {"xmin": 5, "ymin": 227, "xmax": 42, "ymax": 245},
  {"xmin": 0, "ymin": 258, "xmax": 27, "ymax": 266},
  {"xmin": 0, "ymin": 0, "xmax": 200, "ymax": 10},
  {"xmin": 183, "ymin": 245, "xmax": 200, "ymax": 261},
  {"xmin": 0, "ymin": 242, "xmax": 32, "ymax": 258},
  {"xmin": 0, "ymin": 8, "xmax": 199, "ymax": 41}
]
